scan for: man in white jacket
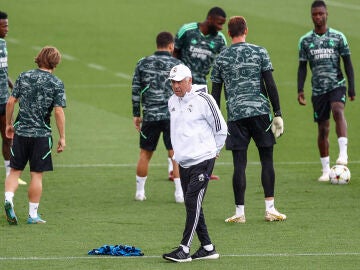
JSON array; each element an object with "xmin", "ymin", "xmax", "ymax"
[{"xmin": 162, "ymin": 64, "xmax": 227, "ymax": 263}]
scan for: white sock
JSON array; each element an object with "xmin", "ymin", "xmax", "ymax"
[
  {"xmin": 136, "ymin": 175, "xmax": 147, "ymax": 194},
  {"xmin": 173, "ymin": 178, "xmax": 182, "ymax": 195},
  {"xmin": 29, "ymin": 202, "xmax": 39, "ymax": 218},
  {"xmin": 203, "ymin": 244, "xmax": 214, "ymax": 251},
  {"xmin": 235, "ymin": 205, "xmax": 244, "ymax": 216},
  {"xmin": 5, "ymin": 191, "xmax": 14, "ymax": 204},
  {"xmin": 168, "ymin": 158, "xmax": 173, "ymax": 173},
  {"xmin": 180, "ymin": 244, "xmax": 189, "ymax": 253},
  {"xmin": 265, "ymin": 199, "xmax": 275, "ymax": 212},
  {"xmin": 338, "ymin": 137, "xmax": 348, "ymax": 160},
  {"xmin": 4, "ymin": 160, "xmax": 10, "ymax": 177},
  {"xmin": 320, "ymin": 156, "xmax": 330, "ymax": 173}
]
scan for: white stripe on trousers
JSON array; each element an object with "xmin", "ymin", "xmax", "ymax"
[{"xmin": 186, "ymin": 187, "xmax": 205, "ymax": 247}]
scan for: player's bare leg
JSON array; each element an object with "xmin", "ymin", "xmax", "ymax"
[
  {"xmin": 331, "ymin": 102, "xmax": 348, "ymax": 165},
  {"xmin": 135, "ymin": 149, "xmax": 153, "ymax": 201},
  {"xmin": 317, "ymin": 120, "xmax": 330, "ymax": 181}
]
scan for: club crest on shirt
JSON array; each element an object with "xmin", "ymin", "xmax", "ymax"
[{"xmin": 198, "ymin": 174, "xmax": 205, "ymax": 181}]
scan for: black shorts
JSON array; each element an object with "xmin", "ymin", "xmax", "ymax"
[
  {"xmin": 10, "ymin": 134, "xmax": 53, "ymax": 172},
  {"xmin": 226, "ymin": 114, "xmax": 275, "ymax": 150},
  {"xmin": 0, "ymin": 103, "xmax": 6, "ymax": 115},
  {"xmin": 139, "ymin": 120, "xmax": 172, "ymax": 151},
  {"xmin": 311, "ymin": 87, "xmax": 346, "ymax": 122}
]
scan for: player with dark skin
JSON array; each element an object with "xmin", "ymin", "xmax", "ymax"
[
  {"xmin": 172, "ymin": 7, "xmax": 227, "ymax": 181},
  {"xmin": 0, "ymin": 13, "xmax": 13, "ymax": 171},
  {"xmin": 173, "ymin": 13, "xmax": 226, "ymax": 59},
  {"xmin": 297, "ymin": 0, "xmax": 355, "ymax": 181},
  {"xmin": 0, "ymin": 12, "xmax": 26, "ymax": 185}
]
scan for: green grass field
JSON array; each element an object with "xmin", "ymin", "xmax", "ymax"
[{"xmin": 1, "ymin": 0, "xmax": 360, "ymax": 269}]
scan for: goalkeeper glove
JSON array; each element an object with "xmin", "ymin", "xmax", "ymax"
[{"xmin": 271, "ymin": 116, "xmax": 284, "ymax": 138}]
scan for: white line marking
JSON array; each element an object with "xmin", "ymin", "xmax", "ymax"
[
  {"xmin": 53, "ymin": 160, "xmax": 360, "ymax": 168},
  {"xmin": 31, "ymin": 45, "xmax": 42, "ymax": 51},
  {"xmin": 62, "ymin": 54, "xmax": 77, "ymax": 61},
  {"xmin": 6, "ymin": 38, "xmax": 19, "ymax": 44},
  {"xmin": 1, "ymin": 252, "xmax": 359, "ymax": 261},
  {"xmin": 8, "ymin": 38, "xmax": 132, "ymax": 80},
  {"xmin": 87, "ymin": 63, "xmax": 106, "ymax": 71},
  {"xmin": 115, "ymin": 72, "xmax": 132, "ymax": 80},
  {"xmin": 68, "ymin": 84, "xmax": 129, "ymax": 89}
]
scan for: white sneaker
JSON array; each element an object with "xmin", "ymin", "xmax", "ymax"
[
  {"xmin": 336, "ymin": 157, "xmax": 348, "ymax": 165},
  {"xmin": 175, "ymin": 192, "xmax": 184, "ymax": 203},
  {"xmin": 135, "ymin": 192, "xmax": 146, "ymax": 201},
  {"xmin": 318, "ymin": 171, "xmax": 330, "ymax": 182},
  {"xmin": 225, "ymin": 214, "xmax": 246, "ymax": 223},
  {"xmin": 265, "ymin": 209, "xmax": 286, "ymax": 221}
]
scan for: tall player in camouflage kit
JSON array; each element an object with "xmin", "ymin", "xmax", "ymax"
[
  {"xmin": 4, "ymin": 46, "xmax": 66, "ymax": 225},
  {"xmin": 297, "ymin": 0, "xmax": 355, "ymax": 182},
  {"xmin": 132, "ymin": 32, "xmax": 183, "ymax": 203},
  {"xmin": 173, "ymin": 6, "xmax": 227, "ymax": 180},
  {"xmin": 211, "ymin": 16, "xmax": 286, "ymax": 223},
  {"xmin": 0, "ymin": 11, "xmax": 27, "ymax": 185}
]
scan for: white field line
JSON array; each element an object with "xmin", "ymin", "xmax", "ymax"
[
  {"xmin": 5, "ymin": 37, "xmax": 19, "ymax": 44},
  {"xmin": 6, "ymin": 40, "xmax": 132, "ymax": 80},
  {"xmin": 115, "ymin": 72, "xmax": 132, "ymax": 80},
  {"xmin": 87, "ymin": 63, "xmax": 106, "ymax": 71},
  {"xmin": 62, "ymin": 54, "xmax": 77, "ymax": 61},
  {"xmin": 1, "ymin": 252, "xmax": 360, "ymax": 261},
  {"xmin": 69, "ymin": 83, "xmax": 129, "ymax": 88},
  {"xmin": 53, "ymin": 160, "xmax": 360, "ymax": 168}
]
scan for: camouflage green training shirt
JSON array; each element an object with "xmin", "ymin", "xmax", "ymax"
[
  {"xmin": 298, "ymin": 28, "xmax": 350, "ymax": 96},
  {"xmin": 0, "ymin": 38, "xmax": 10, "ymax": 104},
  {"xmin": 132, "ymin": 51, "xmax": 182, "ymax": 121},
  {"xmin": 211, "ymin": 42, "xmax": 273, "ymax": 121},
  {"xmin": 174, "ymin": 22, "xmax": 227, "ymax": 84},
  {"xmin": 12, "ymin": 69, "xmax": 66, "ymax": 137}
]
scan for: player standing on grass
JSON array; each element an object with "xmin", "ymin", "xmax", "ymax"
[
  {"xmin": 4, "ymin": 46, "xmax": 66, "ymax": 225},
  {"xmin": 0, "ymin": 11, "xmax": 26, "ymax": 185},
  {"xmin": 132, "ymin": 32, "xmax": 184, "ymax": 203},
  {"xmin": 211, "ymin": 16, "xmax": 286, "ymax": 223},
  {"xmin": 170, "ymin": 6, "xmax": 227, "ymax": 181},
  {"xmin": 163, "ymin": 64, "xmax": 227, "ymax": 262},
  {"xmin": 297, "ymin": 0, "xmax": 355, "ymax": 182}
]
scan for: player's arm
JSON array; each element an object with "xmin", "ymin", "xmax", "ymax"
[
  {"xmin": 342, "ymin": 55, "xmax": 355, "ymax": 101},
  {"xmin": 54, "ymin": 106, "xmax": 66, "ymax": 153},
  {"xmin": 8, "ymin": 78, "xmax": 13, "ymax": 90},
  {"xmin": 211, "ymin": 82, "xmax": 222, "ymax": 108},
  {"xmin": 262, "ymin": 70, "xmax": 283, "ymax": 138},
  {"xmin": 131, "ymin": 63, "xmax": 143, "ymax": 131},
  {"xmin": 131, "ymin": 85, "xmax": 142, "ymax": 132},
  {"xmin": 262, "ymin": 70, "xmax": 281, "ymax": 116},
  {"xmin": 5, "ymin": 95, "xmax": 17, "ymax": 139},
  {"xmin": 297, "ymin": 60, "xmax": 307, "ymax": 105}
]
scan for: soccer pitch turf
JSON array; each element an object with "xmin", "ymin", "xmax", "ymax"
[{"xmin": 1, "ymin": 0, "xmax": 360, "ymax": 269}]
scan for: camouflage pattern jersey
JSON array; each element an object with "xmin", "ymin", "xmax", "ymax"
[
  {"xmin": 0, "ymin": 38, "xmax": 10, "ymax": 104},
  {"xmin": 132, "ymin": 51, "xmax": 182, "ymax": 121},
  {"xmin": 12, "ymin": 69, "xmax": 66, "ymax": 137},
  {"xmin": 174, "ymin": 22, "xmax": 227, "ymax": 84},
  {"xmin": 298, "ymin": 28, "xmax": 351, "ymax": 96},
  {"xmin": 211, "ymin": 42, "xmax": 273, "ymax": 121}
]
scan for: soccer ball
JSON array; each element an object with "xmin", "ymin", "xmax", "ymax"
[{"xmin": 329, "ymin": 165, "xmax": 351, "ymax": 185}]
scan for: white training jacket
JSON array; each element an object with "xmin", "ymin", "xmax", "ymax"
[{"xmin": 168, "ymin": 86, "xmax": 228, "ymax": 168}]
